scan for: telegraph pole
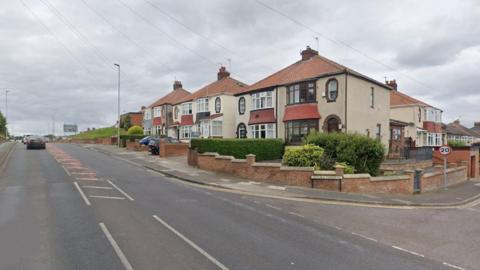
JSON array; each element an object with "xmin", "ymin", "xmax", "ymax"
[
  {"xmin": 5, "ymin": 90, "xmax": 9, "ymax": 139},
  {"xmin": 114, "ymin": 64, "xmax": 121, "ymax": 147}
]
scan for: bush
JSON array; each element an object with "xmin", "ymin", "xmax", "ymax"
[
  {"xmin": 335, "ymin": 162, "xmax": 355, "ymax": 174},
  {"xmin": 305, "ymin": 132, "xmax": 385, "ymax": 175},
  {"xmin": 127, "ymin": 125, "xmax": 143, "ymax": 135},
  {"xmin": 448, "ymin": 140, "xmax": 466, "ymax": 147},
  {"xmin": 191, "ymin": 138, "xmax": 284, "ymax": 161},
  {"xmin": 283, "ymin": 144, "xmax": 324, "ymax": 168}
]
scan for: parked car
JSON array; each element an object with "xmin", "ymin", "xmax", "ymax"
[
  {"xmin": 26, "ymin": 136, "xmax": 46, "ymax": 150},
  {"xmin": 148, "ymin": 137, "xmax": 160, "ymax": 155},
  {"xmin": 139, "ymin": 136, "xmax": 151, "ymax": 146}
]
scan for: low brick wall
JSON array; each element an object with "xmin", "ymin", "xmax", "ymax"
[
  {"xmin": 126, "ymin": 140, "xmax": 148, "ymax": 152},
  {"xmin": 159, "ymin": 141, "xmax": 189, "ymax": 157},
  {"xmin": 421, "ymin": 166, "xmax": 468, "ymax": 192},
  {"xmin": 342, "ymin": 174, "xmax": 413, "ymax": 194},
  {"xmin": 380, "ymin": 159, "xmax": 432, "ymax": 172}
]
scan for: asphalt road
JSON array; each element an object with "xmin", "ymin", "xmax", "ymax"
[{"xmin": 0, "ymin": 143, "xmax": 456, "ymax": 269}]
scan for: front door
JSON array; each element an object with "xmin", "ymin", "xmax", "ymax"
[{"xmin": 327, "ymin": 117, "xmax": 340, "ymax": 133}]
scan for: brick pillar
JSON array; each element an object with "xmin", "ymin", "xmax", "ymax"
[
  {"xmin": 159, "ymin": 139, "xmax": 166, "ymax": 157},
  {"xmin": 404, "ymin": 170, "xmax": 416, "ymax": 194},
  {"xmin": 188, "ymin": 148, "xmax": 197, "ymax": 166},
  {"xmin": 334, "ymin": 164, "xmax": 345, "ymax": 192},
  {"xmin": 246, "ymin": 154, "xmax": 256, "ymax": 166}
]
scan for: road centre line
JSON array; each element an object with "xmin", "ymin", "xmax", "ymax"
[
  {"xmin": 350, "ymin": 232, "xmax": 378, "ymax": 242},
  {"xmin": 265, "ymin": 204, "xmax": 282, "ymax": 210},
  {"xmin": 288, "ymin": 211, "xmax": 305, "ymax": 218},
  {"xmin": 99, "ymin": 223, "xmax": 134, "ymax": 270},
  {"xmin": 82, "ymin": 185, "xmax": 113, "ymax": 190},
  {"xmin": 73, "ymin": 182, "xmax": 91, "ymax": 206},
  {"xmin": 391, "ymin": 245, "xmax": 424, "ymax": 257},
  {"xmin": 107, "ymin": 180, "xmax": 134, "ymax": 201},
  {"xmin": 89, "ymin": 195, "xmax": 125, "ymax": 200},
  {"xmin": 443, "ymin": 262, "xmax": 465, "ymax": 270},
  {"xmin": 152, "ymin": 215, "xmax": 229, "ymax": 270}
]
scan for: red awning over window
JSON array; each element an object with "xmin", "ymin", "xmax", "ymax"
[
  {"xmin": 180, "ymin": 115, "xmax": 194, "ymax": 126},
  {"xmin": 153, "ymin": 117, "xmax": 162, "ymax": 126},
  {"xmin": 248, "ymin": 108, "xmax": 276, "ymax": 125},
  {"xmin": 283, "ymin": 103, "xmax": 321, "ymax": 122}
]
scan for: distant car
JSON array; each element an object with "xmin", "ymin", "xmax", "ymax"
[
  {"xmin": 26, "ymin": 136, "xmax": 46, "ymax": 150},
  {"xmin": 139, "ymin": 136, "xmax": 151, "ymax": 146},
  {"xmin": 148, "ymin": 137, "xmax": 160, "ymax": 155}
]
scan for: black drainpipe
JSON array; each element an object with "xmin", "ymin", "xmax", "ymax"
[
  {"xmin": 344, "ymin": 70, "xmax": 348, "ymax": 131},
  {"xmin": 275, "ymin": 87, "xmax": 279, "ymax": 139}
]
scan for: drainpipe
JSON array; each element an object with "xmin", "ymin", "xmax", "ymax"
[
  {"xmin": 344, "ymin": 70, "xmax": 348, "ymax": 131},
  {"xmin": 275, "ymin": 87, "xmax": 278, "ymax": 139}
]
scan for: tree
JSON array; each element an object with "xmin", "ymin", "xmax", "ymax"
[
  {"xmin": 120, "ymin": 114, "xmax": 132, "ymax": 131},
  {"xmin": 127, "ymin": 125, "xmax": 143, "ymax": 135},
  {"xmin": 0, "ymin": 111, "xmax": 6, "ymax": 138}
]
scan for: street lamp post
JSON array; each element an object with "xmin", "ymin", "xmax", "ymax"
[
  {"xmin": 5, "ymin": 90, "xmax": 9, "ymax": 139},
  {"xmin": 114, "ymin": 64, "xmax": 120, "ymax": 148}
]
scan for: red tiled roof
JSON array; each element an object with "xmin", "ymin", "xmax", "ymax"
[
  {"xmin": 176, "ymin": 76, "xmax": 247, "ymax": 104},
  {"xmin": 390, "ymin": 90, "xmax": 439, "ymax": 110},
  {"xmin": 180, "ymin": 115, "xmax": 193, "ymax": 126},
  {"xmin": 153, "ymin": 117, "xmax": 162, "ymax": 126},
  {"xmin": 248, "ymin": 108, "xmax": 276, "ymax": 125},
  {"xmin": 148, "ymin": 88, "xmax": 191, "ymax": 108},
  {"xmin": 239, "ymin": 53, "xmax": 388, "ymax": 94},
  {"xmin": 445, "ymin": 121, "xmax": 479, "ymax": 137},
  {"xmin": 283, "ymin": 103, "xmax": 321, "ymax": 122}
]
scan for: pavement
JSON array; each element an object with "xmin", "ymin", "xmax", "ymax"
[
  {"xmin": 82, "ymin": 143, "xmax": 480, "ymax": 208},
  {"xmin": 0, "ymin": 142, "xmax": 459, "ymax": 269}
]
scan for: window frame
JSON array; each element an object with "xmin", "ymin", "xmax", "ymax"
[
  {"xmin": 180, "ymin": 125, "xmax": 192, "ymax": 139},
  {"xmin": 251, "ymin": 91, "xmax": 273, "ymax": 110},
  {"xmin": 250, "ymin": 123, "xmax": 276, "ymax": 139},
  {"xmin": 238, "ymin": 97, "xmax": 246, "ymax": 115},
  {"xmin": 286, "ymin": 120, "xmax": 318, "ymax": 143},
  {"xmin": 211, "ymin": 120, "xmax": 223, "ymax": 137},
  {"xmin": 325, "ymin": 78, "xmax": 338, "ymax": 102},
  {"xmin": 181, "ymin": 103, "xmax": 192, "ymax": 115},
  {"xmin": 237, "ymin": 123, "xmax": 247, "ymax": 138},
  {"xmin": 287, "ymin": 81, "xmax": 316, "ymax": 105},
  {"xmin": 196, "ymin": 98, "xmax": 209, "ymax": 113},
  {"xmin": 153, "ymin": 106, "xmax": 162, "ymax": 118}
]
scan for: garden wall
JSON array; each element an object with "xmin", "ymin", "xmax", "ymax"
[{"xmin": 159, "ymin": 141, "xmax": 189, "ymax": 157}]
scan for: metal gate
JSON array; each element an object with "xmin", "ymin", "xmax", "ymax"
[{"xmin": 413, "ymin": 169, "xmax": 422, "ymax": 193}]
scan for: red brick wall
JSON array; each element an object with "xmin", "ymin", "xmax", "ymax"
[
  {"xmin": 421, "ymin": 167, "xmax": 468, "ymax": 192},
  {"xmin": 159, "ymin": 142, "xmax": 189, "ymax": 157},
  {"xmin": 130, "ymin": 113, "xmax": 143, "ymax": 127},
  {"xmin": 341, "ymin": 175, "xmax": 413, "ymax": 194},
  {"xmin": 432, "ymin": 147, "xmax": 479, "ymax": 178},
  {"xmin": 126, "ymin": 140, "xmax": 148, "ymax": 151}
]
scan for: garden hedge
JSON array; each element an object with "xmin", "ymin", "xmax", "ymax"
[
  {"xmin": 190, "ymin": 138, "xmax": 284, "ymax": 161},
  {"xmin": 304, "ymin": 132, "xmax": 385, "ymax": 175}
]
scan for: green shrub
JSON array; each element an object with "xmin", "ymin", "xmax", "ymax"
[
  {"xmin": 283, "ymin": 144, "xmax": 324, "ymax": 168},
  {"xmin": 127, "ymin": 125, "xmax": 143, "ymax": 135},
  {"xmin": 190, "ymin": 138, "xmax": 284, "ymax": 161},
  {"xmin": 448, "ymin": 140, "xmax": 466, "ymax": 147},
  {"xmin": 305, "ymin": 132, "xmax": 384, "ymax": 175},
  {"xmin": 335, "ymin": 162, "xmax": 355, "ymax": 174}
]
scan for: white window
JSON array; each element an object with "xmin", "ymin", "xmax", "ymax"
[
  {"xmin": 180, "ymin": 126, "xmax": 192, "ymax": 139},
  {"xmin": 435, "ymin": 133, "xmax": 442, "ymax": 146},
  {"xmin": 250, "ymin": 124, "xmax": 275, "ymax": 139},
  {"xmin": 182, "ymin": 103, "xmax": 192, "ymax": 115},
  {"xmin": 196, "ymin": 98, "xmax": 209, "ymax": 113},
  {"xmin": 144, "ymin": 109, "xmax": 152, "ymax": 120},
  {"xmin": 252, "ymin": 91, "xmax": 272, "ymax": 110},
  {"xmin": 211, "ymin": 121, "xmax": 223, "ymax": 137},
  {"xmin": 427, "ymin": 133, "xmax": 434, "ymax": 146},
  {"xmin": 197, "ymin": 121, "xmax": 210, "ymax": 138},
  {"xmin": 434, "ymin": 110, "xmax": 442, "ymax": 123},
  {"xmin": 153, "ymin": 107, "xmax": 162, "ymax": 118}
]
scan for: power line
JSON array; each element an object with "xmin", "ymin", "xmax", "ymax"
[{"xmin": 254, "ymin": 0, "xmax": 433, "ymax": 90}]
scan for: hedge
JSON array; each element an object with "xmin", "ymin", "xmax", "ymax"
[
  {"xmin": 304, "ymin": 132, "xmax": 385, "ymax": 175},
  {"xmin": 190, "ymin": 138, "xmax": 284, "ymax": 161}
]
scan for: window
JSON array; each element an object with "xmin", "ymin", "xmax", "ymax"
[
  {"xmin": 326, "ymin": 79, "xmax": 338, "ymax": 102},
  {"xmin": 238, "ymin": 97, "xmax": 246, "ymax": 114},
  {"xmin": 392, "ymin": 128, "xmax": 401, "ymax": 140},
  {"xmin": 144, "ymin": 109, "xmax": 152, "ymax": 120},
  {"xmin": 425, "ymin": 109, "xmax": 435, "ymax": 122},
  {"xmin": 287, "ymin": 81, "xmax": 316, "ymax": 104},
  {"xmin": 174, "ymin": 106, "xmax": 179, "ymax": 119},
  {"xmin": 370, "ymin": 87, "xmax": 375, "ymax": 108},
  {"xmin": 376, "ymin": 124, "xmax": 381, "ymax": 139},
  {"xmin": 435, "ymin": 110, "xmax": 442, "ymax": 122},
  {"xmin": 286, "ymin": 120, "xmax": 318, "ymax": 143},
  {"xmin": 211, "ymin": 121, "xmax": 222, "ymax": 136},
  {"xmin": 215, "ymin": 97, "xmax": 221, "ymax": 113},
  {"xmin": 180, "ymin": 126, "xmax": 192, "ymax": 139},
  {"xmin": 251, "ymin": 91, "xmax": 272, "ymax": 110},
  {"xmin": 153, "ymin": 107, "xmax": 162, "ymax": 118},
  {"xmin": 182, "ymin": 103, "xmax": 192, "ymax": 115},
  {"xmin": 237, "ymin": 123, "xmax": 247, "ymax": 138},
  {"xmin": 435, "ymin": 133, "xmax": 442, "ymax": 146},
  {"xmin": 251, "ymin": 123, "xmax": 275, "ymax": 139},
  {"xmin": 197, "ymin": 121, "xmax": 210, "ymax": 138},
  {"xmin": 196, "ymin": 98, "xmax": 209, "ymax": 113}
]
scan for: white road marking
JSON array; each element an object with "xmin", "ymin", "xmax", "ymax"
[
  {"xmin": 107, "ymin": 180, "xmax": 134, "ymax": 201},
  {"xmin": 73, "ymin": 182, "xmax": 91, "ymax": 206},
  {"xmin": 99, "ymin": 223, "xmax": 134, "ymax": 270},
  {"xmin": 288, "ymin": 211, "xmax": 305, "ymax": 218},
  {"xmin": 391, "ymin": 245, "xmax": 425, "ymax": 257},
  {"xmin": 82, "ymin": 186, "xmax": 113, "ymax": 190},
  {"xmin": 152, "ymin": 215, "xmax": 229, "ymax": 270},
  {"xmin": 62, "ymin": 166, "xmax": 71, "ymax": 176},
  {"xmin": 267, "ymin": 185, "xmax": 286, "ymax": 190},
  {"xmin": 334, "ymin": 226, "xmax": 342, "ymax": 230},
  {"xmin": 75, "ymin": 177, "xmax": 100, "ymax": 181},
  {"xmin": 265, "ymin": 204, "xmax": 281, "ymax": 210},
  {"xmin": 71, "ymin": 172, "xmax": 96, "ymax": 175},
  {"xmin": 351, "ymin": 232, "xmax": 378, "ymax": 242},
  {"xmin": 89, "ymin": 195, "xmax": 125, "ymax": 200},
  {"xmin": 443, "ymin": 262, "xmax": 465, "ymax": 270}
]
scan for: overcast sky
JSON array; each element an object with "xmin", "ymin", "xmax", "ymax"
[{"xmin": 1, "ymin": 0, "xmax": 479, "ymax": 135}]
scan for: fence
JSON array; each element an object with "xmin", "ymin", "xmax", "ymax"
[{"xmin": 402, "ymin": 146, "xmax": 433, "ymax": 161}]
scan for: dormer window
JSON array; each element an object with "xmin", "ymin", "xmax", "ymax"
[
  {"xmin": 287, "ymin": 81, "xmax": 316, "ymax": 105},
  {"xmin": 326, "ymin": 79, "xmax": 338, "ymax": 102}
]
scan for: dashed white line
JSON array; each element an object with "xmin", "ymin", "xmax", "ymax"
[
  {"xmin": 82, "ymin": 185, "xmax": 113, "ymax": 190},
  {"xmin": 107, "ymin": 180, "xmax": 134, "ymax": 201},
  {"xmin": 288, "ymin": 211, "xmax": 305, "ymax": 218},
  {"xmin": 265, "ymin": 204, "xmax": 282, "ymax": 210},
  {"xmin": 391, "ymin": 245, "xmax": 425, "ymax": 257},
  {"xmin": 89, "ymin": 195, "xmax": 125, "ymax": 200},
  {"xmin": 350, "ymin": 232, "xmax": 378, "ymax": 242},
  {"xmin": 152, "ymin": 215, "xmax": 229, "ymax": 270},
  {"xmin": 99, "ymin": 223, "xmax": 134, "ymax": 270},
  {"xmin": 73, "ymin": 181, "xmax": 91, "ymax": 206},
  {"xmin": 443, "ymin": 262, "xmax": 465, "ymax": 270}
]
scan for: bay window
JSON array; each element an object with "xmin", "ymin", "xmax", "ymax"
[
  {"xmin": 180, "ymin": 126, "xmax": 192, "ymax": 139},
  {"xmin": 252, "ymin": 91, "xmax": 272, "ymax": 110},
  {"xmin": 250, "ymin": 124, "xmax": 275, "ymax": 139},
  {"xmin": 196, "ymin": 98, "xmax": 209, "ymax": 113},
  {"xmin": 211, "ymin": 121, "xmax": 223, "ymax": 136},
  {"xmin": 286, "ymin": 120, "xmax": 318, "ymax": 143}
]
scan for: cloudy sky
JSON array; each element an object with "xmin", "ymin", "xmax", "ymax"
[{"xmin": 1, "ymin": 0, "xmax": 479, "ymax": 135}]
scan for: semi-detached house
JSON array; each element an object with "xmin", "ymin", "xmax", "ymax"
[
  {"xmin": 143, "ymin": 81, "xmax": 191, "ymax": 137},
  {"xmin": 389, "ymin": 82, "xmax": 443, "ymax": 147},
  {"xmin": 172, "ymin": 67, "xmax": 247, "ymax": 140},
  {"xmin": 234, "ymin": 46, "xmax": 392, "ymax": 148}
]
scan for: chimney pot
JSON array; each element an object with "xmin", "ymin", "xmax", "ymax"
[
  {"xmin": 217, "ymin": 66, "xmax": 230, "ymax": 80},
  {"xmin": 386, "ymin": 79, "xmax": 398, "ymax": 90},
  {"xmin": 300, "ymin": 46, "xmax": 318, "ymax": 61},
  {"xmin": 475, "ymin": 122, "xmax": 480, "ymax": 128},
  {"xmin": 454, "ymin": 119, "xmax": 460, "ymax": 125},
  {"xmin": 173, "ymin": 80, "xmax": 182, "ymax": 90}
]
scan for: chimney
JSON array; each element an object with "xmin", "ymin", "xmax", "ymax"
[
  {"xmin": 475, "ymin": 122, "xmax": 480, "ymax": 128},
  {"xmin": 217, "ymin": 66, "xmax": 230, "ymax": 80},
  {"xmin": 300, "ymin": 46, "xmax": 318, "ymax": 61},
  {"xmin": 454, "ymin": 119, "xmax": 460, "ymax": 125},
  {"xmin": 173, "ymin": 80, "xmax": 182, "ymax": 90},
  {"xmin": 386, "ymin": 79, "xmax": 398, "ymax": 90}
]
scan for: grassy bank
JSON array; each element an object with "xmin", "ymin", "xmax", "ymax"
[{"xmin": 71, "ymin": 127, "xmax": 126, "ymax": 140}]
